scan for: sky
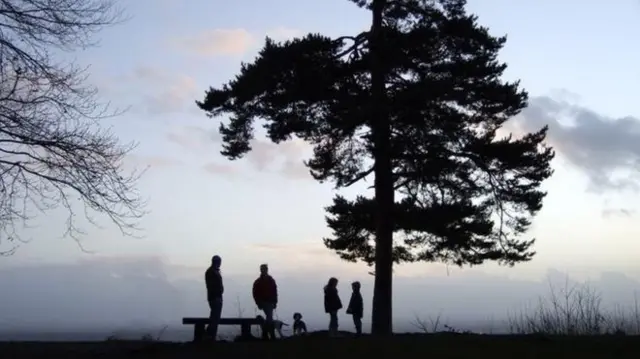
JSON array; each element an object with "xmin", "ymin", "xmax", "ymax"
[{"xmin": 2, "ymin": 0, "xmax": 640, "ymax": 337}]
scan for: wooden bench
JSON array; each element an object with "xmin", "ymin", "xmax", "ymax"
[{"xmin": 182, "ymin": 316, "xmax": 265, "ymax": 342}]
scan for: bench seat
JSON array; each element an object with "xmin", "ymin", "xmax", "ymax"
[{"xmin": 182, "ymin": 316, "xmax": 265, "ymax": 342}]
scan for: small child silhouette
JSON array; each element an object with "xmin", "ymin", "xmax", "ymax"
[{"xmin": 346, "ymin": 281, "xmax": 363, "ymax": 335}]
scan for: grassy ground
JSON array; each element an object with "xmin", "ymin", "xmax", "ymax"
[{"xmin": 2, "ymin": 333, "xmax": 640, "ymax": 359}]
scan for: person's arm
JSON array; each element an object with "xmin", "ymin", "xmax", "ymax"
[
  {"xmin": 206, "ymin": 270, "xmax": 222, "ymax": 298},
  {"xmin": 252, "ymin": 279, "xmax": 259, "ymax": 305},
  {"xmin": 212, "ymin": 273, "xmax": 223, "ymax": 298},
  {"xmin": 356, "ymin": 293, "xmax": 363, "ymax": 314},
  {"xmin": 271, "ymin": 277, "xmax": 278, "ymax": 304},
  {"xmin": 205, "ymin": 270, "xmax": 214, "ymax": 293}
]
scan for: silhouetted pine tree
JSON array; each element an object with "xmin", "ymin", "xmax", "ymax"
[{"xmin": 196, "ymin": 0, "xmax": 555, "ymax": 335}]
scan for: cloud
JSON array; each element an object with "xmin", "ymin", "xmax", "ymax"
[
  {"xmin": 600, "ymin": 198, "xmax": 635, "ymax": 218},
  {"xmin": 243, "ymin": 240, "xmax": 363, "ymax": 275},
  {"xmin": 512, "ymin": 95, "xmax": 640, "ymax": 193},
  {"xmin": 166, "ymin": 125, "xmax": 220, "ymax": 152},
  {"xmin": 282, "ymin": 157, "xmax": 311, "ymax": 179},
  {"xmin": 265, "ymin": 26, "xmax": 303, "ymax": 41},
  {"xmin": 245, "ymin": 138, "xmax": 309, "ymax": 175},
  {"xmin": 124, "ymin": 154, "xmax": 183, "ymax": 170},
  {"xmin": 602, "ymin": 208, "xmax": 636, "ymax": 218},
  {"xmin": 97, "ymin": 66, "xmax": 199, "ymax": 116},
  {"xmin": 161, "ymin": 92, "xmax": 640, "ymax": 191},
  {"xmin": 131, "ymin": 66, "xmax": 171, "ymax": 83},
  {"xmin": 133, "ymin": 68, "xmax": 198, "ymax": 115},
  {"xmin": 165, "ymin": 125, "xmax": 311, "ymax": 179},
  {"xmin": 202, "ymin": 162, "xmax": 237, "ymax": 176},
  {"xmin": 245, "ymin": 241, "xmax": 329, "ymax": 257},
  {"xmin": 169, "ymin": 28, "xmax": 254, "ymax": 57},
  {"xmin": 169, "ymin": 27, "xmax": 303, "ymax": 58}
]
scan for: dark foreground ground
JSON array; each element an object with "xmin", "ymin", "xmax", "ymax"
[{"xmin": 2, "ymin": 333, "xmax": 640, "ymax": 359}]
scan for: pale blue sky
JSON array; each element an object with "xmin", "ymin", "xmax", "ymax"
[{"xmin": 3, "ymin": 0, "xmax": 640, "ymax": 285}]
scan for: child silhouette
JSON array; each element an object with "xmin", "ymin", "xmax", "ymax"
[{"xmin": 346, "ymin": 281, "xmax": 363, "ymax": 336}]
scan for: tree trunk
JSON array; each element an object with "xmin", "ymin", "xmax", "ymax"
[{"xmin": 369, "ymin": 0, "xmax": 394, "ymax": 336}]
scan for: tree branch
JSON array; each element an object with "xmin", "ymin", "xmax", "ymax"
[{"xmin": 0, "ymin": 0, "xmax": 144, "ymax": 253}]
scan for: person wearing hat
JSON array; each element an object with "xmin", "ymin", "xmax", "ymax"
[{"xmin": 205, "ymin": 255, "xmax": 223, "ymax": 340}]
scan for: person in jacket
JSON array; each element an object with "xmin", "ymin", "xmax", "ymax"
[
  {"xmin": 346, "ymin": 281, "xmax": 363, "ymax": 336},
  {"xmin": 324, "ymin": 277, "xmax": 342, "ymax": 336},
  {"xmin": 205, "ymin": 255, "xmax": 223, "ymax": 340},
  {"xmin": 252, "ymin": 264, "xmax": 278, "ymax": 339}
]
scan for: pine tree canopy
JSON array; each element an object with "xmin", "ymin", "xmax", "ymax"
[{"xmin": 197, "ymin": 0, "xmax": 554, "ymax": 269}]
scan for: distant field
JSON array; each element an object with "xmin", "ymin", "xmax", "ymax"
[{"xmin": 2, "ymin": 333, "xmax": 640, "ymax": 359}]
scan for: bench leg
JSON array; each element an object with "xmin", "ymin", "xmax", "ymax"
[
  {"xmin": 193, "ymin": 323, "xmax": 205, "ymax": 342},
  {"xmin": 241, "ymin": 323, "xmax": 251, "ymax": 338}
]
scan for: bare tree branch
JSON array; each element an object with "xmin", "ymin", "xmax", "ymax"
[
  {"xmin": 0, "ymin": 0, "xmax": 145, "ymax": 254},
  {"xmin": 411, "ymin": 310, "xmax": 444, "ymax": 333}
]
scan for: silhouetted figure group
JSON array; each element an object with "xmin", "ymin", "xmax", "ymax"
[
  {"xmin": 204, "ymin": 255, "xmax": 365, "ymax": 340},
  {"xmin": 324, "ymin": 277, "xmax": 364, "ymax": 337}
]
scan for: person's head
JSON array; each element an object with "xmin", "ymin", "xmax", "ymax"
[
  {"xmin": 326, "ymin": 277, "xmax": 338, "ymax": 289},
  {"xmin": 351, "ymin": 281, "xmax": 361, "ymax": 291},
  {"xmin": 259, "ymin": 263, "xmax": 268, "ymax": 276},
  {"xmin": 293, "ymin": 312, "xmax": 302, "ymax": 321},
  {"xmin": 211, "ymin": 255, "xmax": 221, "ymax": 269}
]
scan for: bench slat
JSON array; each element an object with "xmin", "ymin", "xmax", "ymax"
[{"xmin": 182, "ymin": 317, "xmax": 264, "ymax": 325}]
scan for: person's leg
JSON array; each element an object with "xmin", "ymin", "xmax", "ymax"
[
  {"xmin": 206, "ymin": 301, "xmax": 215, "ymax": 336},
  {"xmin": 260, "ymin": 312, "xmax": 269, "ymax": 340},
  {"xmin": 353, "ymin": 315, "xmax": 362, "ymax": 335},
  {"xmin": 206, "ymin": 299, "xmax": 222, "ymax": 340},
  {"xmin": 329, "ymin": 311, "xmax": 338, "ymax": 336},
  {"xmin": 262, "ymin": 303, "xmax": 275, "ymax": 339}
]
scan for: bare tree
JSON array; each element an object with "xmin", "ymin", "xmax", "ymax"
[
  {"xmin": 411, "ymin": 311, "xmax": 444, "ymax": 333},
  {"xmin": 0, "ymin": 0, "xmax": 145, "ymax": 254}
]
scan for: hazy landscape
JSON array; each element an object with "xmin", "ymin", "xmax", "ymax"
[{"xmin": 1, "ymin": 257, "xmax": 640, "ymax": 341}]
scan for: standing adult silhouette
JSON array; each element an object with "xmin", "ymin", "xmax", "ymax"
[
  {"xmin": 252, "ymin": 264, "xmax": 278, "ymax": 339},
  {"xmin": 205, "ymin": 255, "xmax": 223, "ymax": 340}
]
